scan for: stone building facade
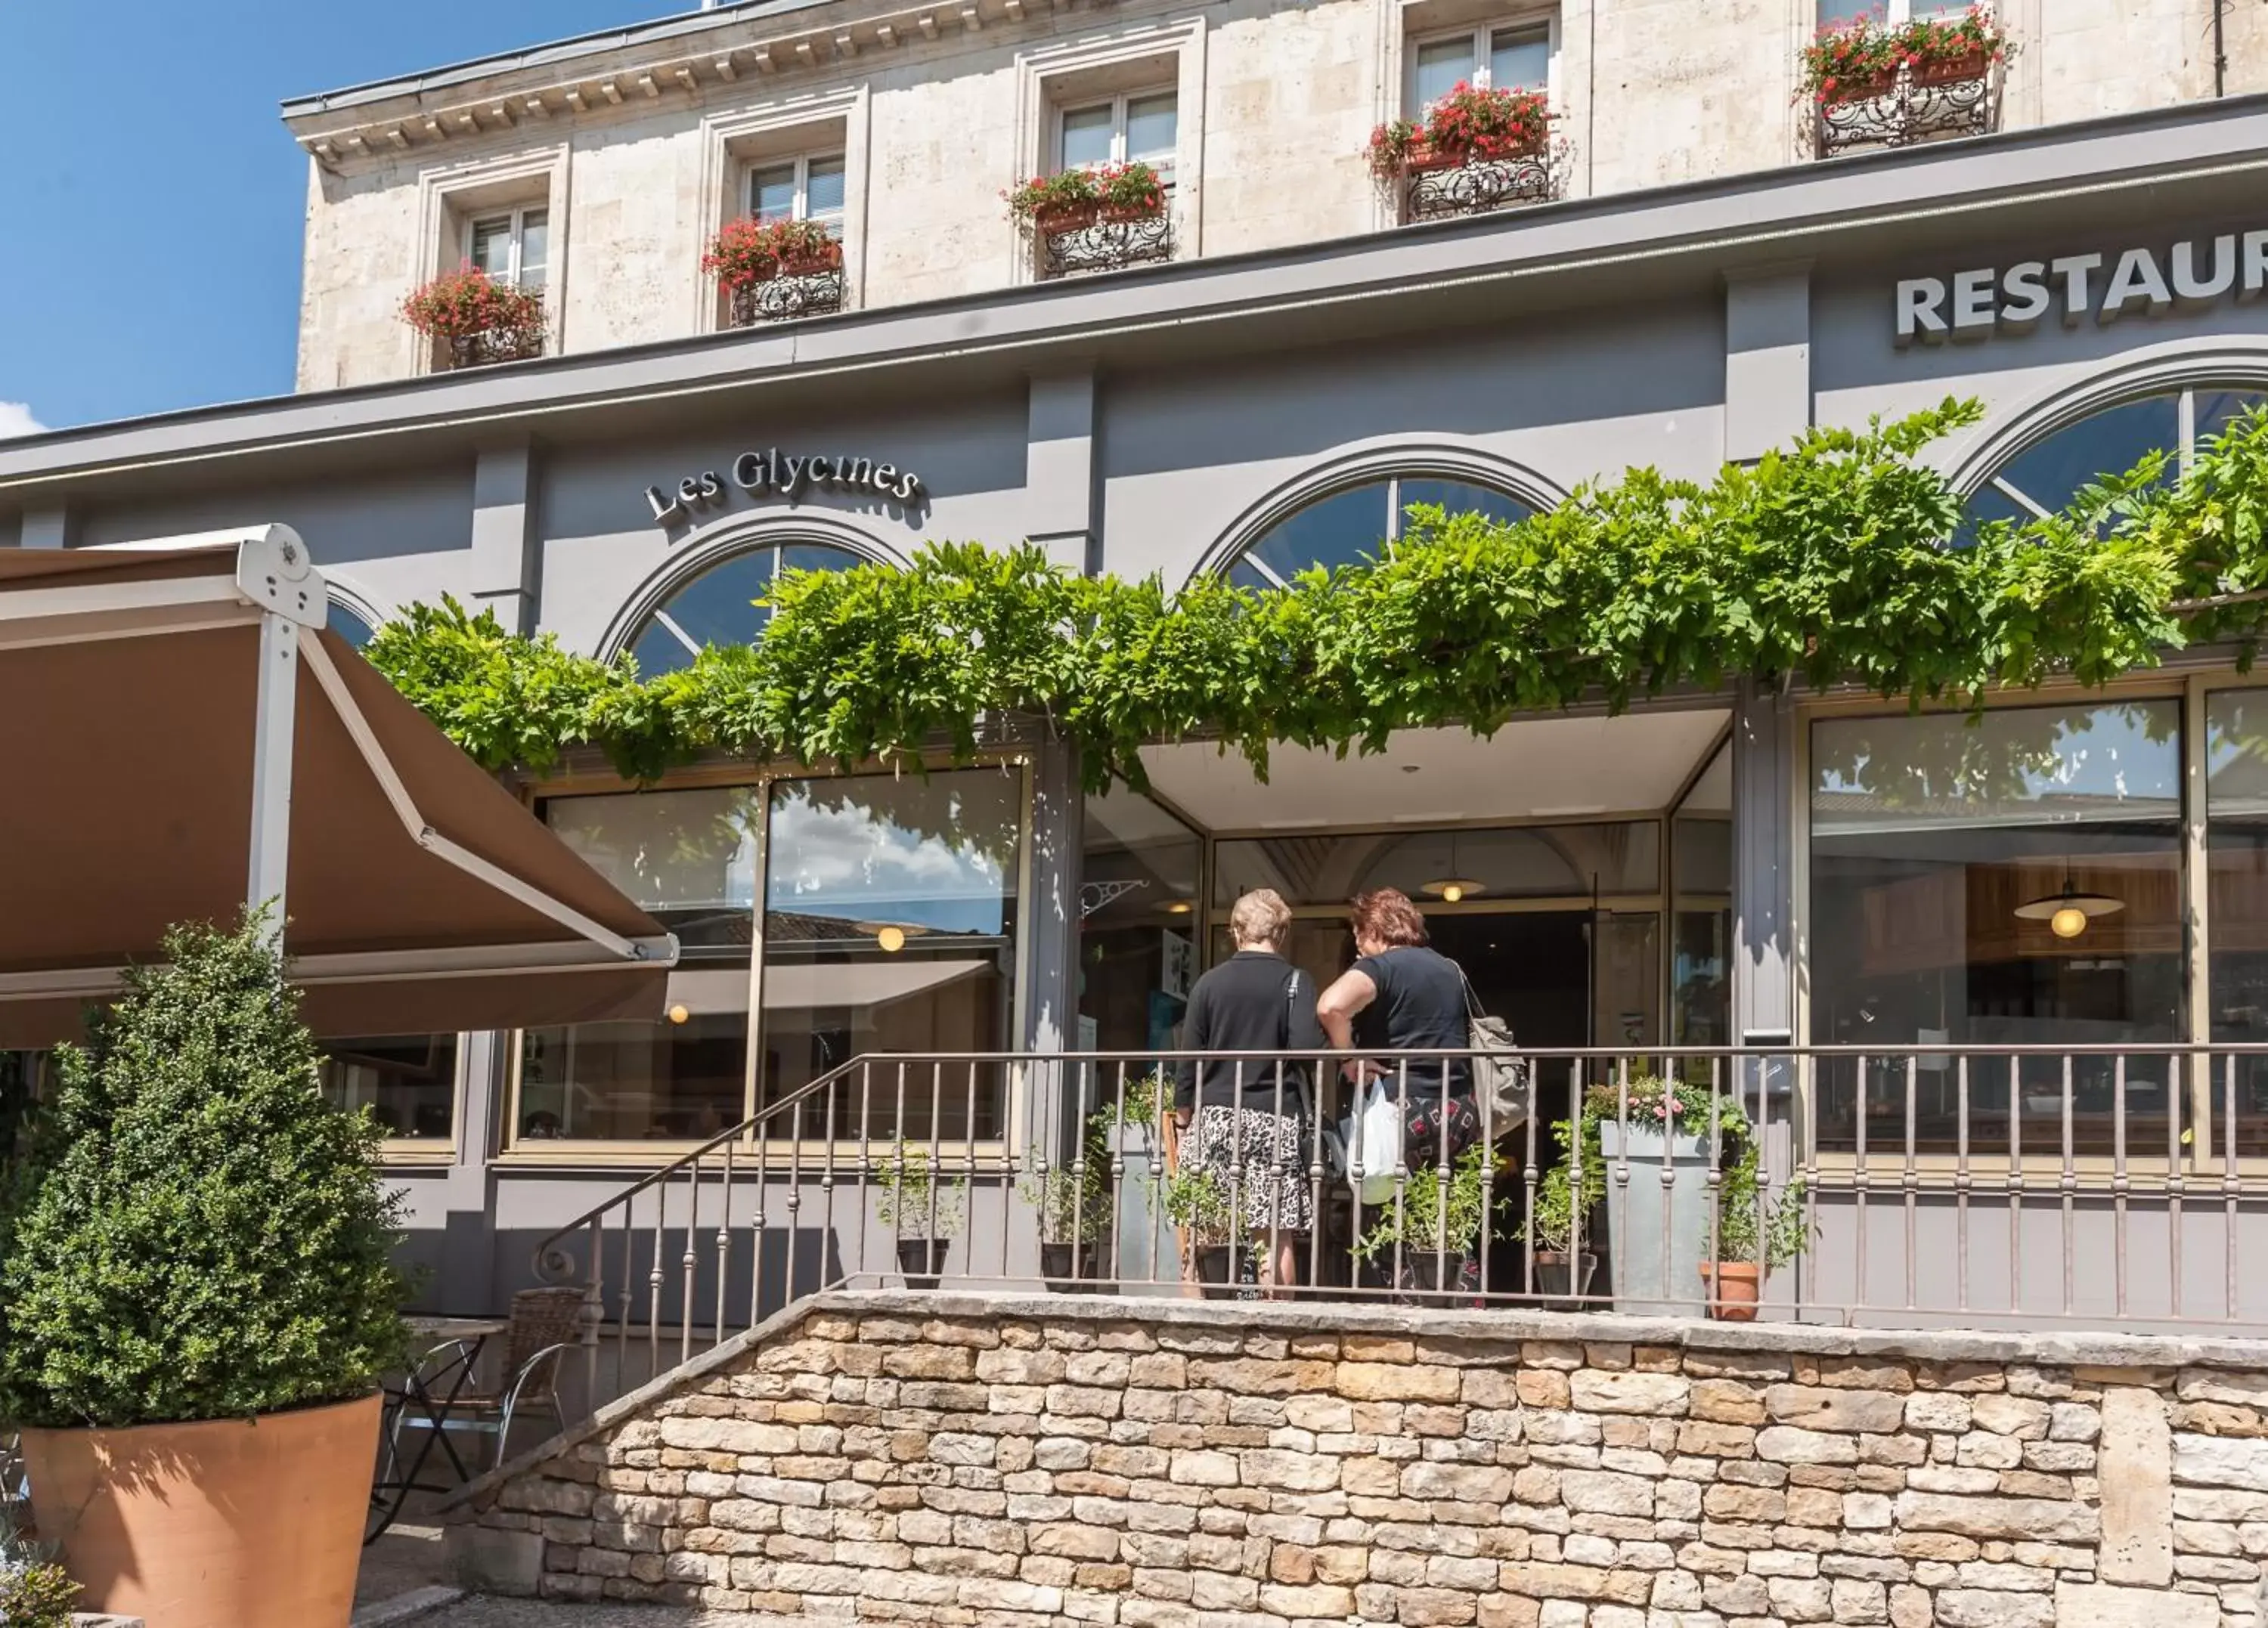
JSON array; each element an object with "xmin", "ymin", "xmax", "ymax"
[
  {"xmin": 282, "ymin": 0, "xmax": 2268, "ymax": 391},
  {"xmin": 454, "ymin": 1290, "xmax": 2268, "ymax": 1626}
]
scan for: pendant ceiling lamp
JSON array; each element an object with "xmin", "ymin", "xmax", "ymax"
[
  {"xmin": 1421, "ymin": 831, "xmax": 1486, "ymax": 904},
  {"xmin": 2012, "ymin": 869, "xmax": 2124, "ymax": 940}
]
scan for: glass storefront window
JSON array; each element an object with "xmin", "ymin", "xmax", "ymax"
[
  {"xmin": 521, "ymin": 787, "xmax": 763, "ymax": 1142},
  {"xmin": 1225, "ymin": 476, "xmax": 1535, "ymax": 590},
  {"xmin": 761, "ymin": 769, "xmax": 1022, "ymax": 1141},
  {"xmin": 1213, "ymin": 822, "xmax": 1658, "ymax": 908},
  {"xmin": 1672, "ymin": 744, "xmax": 1732, "ymax": 1048},
  {"xmin": 319, "ymin": 1035, "xmax": 459, "ymax": 1141},
  {"xmin": 1809, "ymin": 701, "xmax": 2184, "ymax": 1156},
  {"xmin": 2206, "ymin": 689, "xmax": 2268, "ymax": 1154},
  {"xmin": 1080, "ymin": 787, "xmax": 1203, "ymax": 1056}
]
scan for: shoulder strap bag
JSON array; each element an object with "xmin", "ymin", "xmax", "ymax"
[{"xmin": 1462, "ymin": 974, "xmax": 1532, "ymax": 1136}]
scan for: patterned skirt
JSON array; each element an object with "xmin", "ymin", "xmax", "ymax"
[{"xmin": 1187, "ymin": 1103, "xmax": 1315, "ymax": 1233}]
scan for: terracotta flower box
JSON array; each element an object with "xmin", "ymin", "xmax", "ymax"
[
  {"xmin": 1033, "ymin": 201, "xmax": 1101, "ymax": 235},
  {"xmin": 1913, "ymin": 49, "xmax": 1992, "ymax": 87},
  {"xmin": 1819, "ymin": 68, "xmax": 1900, "ymax": 106}
]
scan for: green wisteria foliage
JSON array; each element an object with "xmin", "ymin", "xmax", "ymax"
[{"xmin": 366, "ymin": 398, "xmax": 2268, "ymax": 792}]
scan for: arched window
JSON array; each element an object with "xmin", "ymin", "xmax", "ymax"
[
  {"xmin": 1961, "ymin": 384, "xmax": 2265, "ymax": 537},
  {"xmin": 622, "ymin": 541, "xmax": 866, "ymax": 676},
  {"xmin": 1224, "ymin": 474, "xmax": 1535, "ymax": 590},
  {"xmin": 328, "ymin": 598, "xmax": 378, "ymax": 651}
]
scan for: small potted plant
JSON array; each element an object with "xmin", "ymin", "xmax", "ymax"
[
  {"xmin": 875, "ymin": 1143, "xmax": 965, "ymax": 1289},
  {"xmin": 1703, "ymin": 1141, "xmax": 1811, "ymax": 1322},
  {"xmin": 1355, "ymin": 1144, "xmax": 1497, "ymax": 1302},
  {"xmin": 1518, "ymin": 1119, "xmax": 1605, "ymax": 1309},
  {"xmin": 0, "ymin": 915, "xmax": 410, "ymax": 1628},
  {"xmin": 702, "ymin": 216, "xmax": 844, "ymax": 290},
  {"xmin": 1005, "ymin": 160, "xmax": 1167, "ymax": 235},
  {"xmin": 399, "ymin": 265, "xmax": 547, "ymax": 369},
  {"xmin": 0, "ymin": 1500, "xmax": 77, "ymax": 1628},
  {"xmin": 1021, "ymin": 1106, "xmax": 1114, "ymax": 1292},
  {"xmin": 1158, "ymin": 1165, "xmax": 1240, "ymax": 1298}
]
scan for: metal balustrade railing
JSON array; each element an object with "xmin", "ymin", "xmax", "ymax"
[{"xmin": 530, "ymin": 1043, "xmax": 2268, "ymax": 1418}]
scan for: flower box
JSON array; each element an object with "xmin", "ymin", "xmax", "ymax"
[
  {"xmin": 1008, "ymin": 162, "xmax": 1167, "ymax": 237},
  {"xmin": 1367, "ymin": 86, "xmax": 1551, "ymax": 181},
  {"xmin": 1033, "ymin": 201, "xmax": 1101, "ymax": 236},
  {"xmin": 1817, "ymin": 68, "xmax": 1899, "ymax": 106},
  {"xmin": 398, "ymin": 268, "xmax": 547, "ymax": 370},
  {"xmin": 1913, "ymin": 48, "xmax": 1992, "ymax": 87},
  {"xmin": 705, "ymin": 218, "xmax": 841, "ymax": 292}
]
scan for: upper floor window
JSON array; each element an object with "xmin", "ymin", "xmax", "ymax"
[
  {"xmin": 1225, "ymin": 474, "xmax": 1535, "ymax": 590},
  {"xmin": 1382, "ymin": 18, "xmax": 1559, "ymax": 221},
  {"xmin": 1059, "ymin": 91, "xmax": 1179, "ymax": 182},
  {"xmin": 1960, "ymin": 385, "xmax": 2265, "ymax": 540},
  {"xmin": 624, "ymin": 540, "xmax": 866, "ymax": 677},
  {"xmin": 467, "ymin": 206, "xmax": 547, "ymax": 291},
  {"xmin": 750, "ymin": 153, "xmax": 847, "ymax": 237},
  {"xmin": 1033, "ymin": 91, "xmax": 1178, "ymax": 280},
  {"xmin": 1408, "ymin": 20, "xmax": 1550, "ymax": 112},
  {"xmin": 1808, "ymin": 0, "xmax": 2003, "ymax": 156}
]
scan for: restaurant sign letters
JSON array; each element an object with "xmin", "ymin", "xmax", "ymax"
[
  {"xmin": 645, "ymin": 447, "xmax": 925, "ymax": 528},
  {"xmin": 1896, "ymin": 230, "xmax": 2268, "ymax": 345}
]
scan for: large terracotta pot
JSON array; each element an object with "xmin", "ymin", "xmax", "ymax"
[
  {"xmin": 21, "ymin": 1391, "xmax": 380, "ymax": 1628},
  {"xmin": 1701, "ymin": 1260, "xmax": 1762, "ymax": 1322}
]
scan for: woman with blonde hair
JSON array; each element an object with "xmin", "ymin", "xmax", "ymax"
[{"xmin": 1172, "ymin": 888, "xmax": 1324, "ymax": 1295}]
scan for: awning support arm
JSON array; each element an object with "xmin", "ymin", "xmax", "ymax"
[
  {"xmin": 246, "ymin": 610, "xmax": 298, "ymax": 940},
  {"xmin": 296, "ymin": 627, "xmax": 648, "ymax": 963}
]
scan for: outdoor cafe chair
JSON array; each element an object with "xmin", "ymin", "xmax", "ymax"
[{"xmin": 373, "ymin": 1286, "xmax": 585, "ymax": 1516}]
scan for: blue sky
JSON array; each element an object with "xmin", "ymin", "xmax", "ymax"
[{"xmin": 0, "ymin": 1, "xmax": 668, "ymax": 438}]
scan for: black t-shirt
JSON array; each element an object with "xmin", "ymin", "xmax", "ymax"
[
  {"xmin": 1174, "ymin": 951, "xmax": 1325, "ymax": 1114},
  {"xmin": 1352, "ymin": 944, "xmax": 1470, "ymax": 1093}
]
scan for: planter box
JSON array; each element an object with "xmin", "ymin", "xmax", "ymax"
[
  {"xmin": 1913, "ymin": 51, "xmax": 1990, "ymax": 87},
  {"xmin": 1818, "ymin": 69, "xmax": 1899, "ymax": 105},
  {"xmin": 1599, "ymin": 1122, "xmax": 1714, "ymax": 1317}
]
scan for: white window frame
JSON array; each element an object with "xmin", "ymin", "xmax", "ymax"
[
  {"xmin": 462, "ymin": 204, "xmax": 547, "ymax": 289},
  {"xmin": 745, "ymin": 151, "xmax": 849, "ymax": 238},
  {"xmin": 1819, "ymin": 0, "xmax": 1973, "ymax": 23},
  {"xmin": 1053, "ymin": 89, "xmax": 1179, "ymax": 186},
  {"xmin": 1404, "ymin": 17, "xmax": 1556, "ymax": 116}
]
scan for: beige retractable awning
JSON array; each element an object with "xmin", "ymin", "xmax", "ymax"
[
  {"xmin": 660, "ymin": 960, "xmax": 988, "ymax": 1017},
  {"xmin": 0, "ymin": 530, "xmax": 676, "ymax": 1045}
]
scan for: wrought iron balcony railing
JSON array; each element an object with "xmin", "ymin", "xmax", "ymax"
[
  {"xmin": 528, "ymin": 1041, "xmax": 2268, "ymax": 1419},
  {"xmin": 1814, "ymin": 58, "xmax": 1998, "ymax": 156},
  {"xmin": 726, "ymin": 266, "xmax": 847, "ymax": 327},
  {"xmin": 1038, "ymin": 208, "xmax": 1173, "ymax": 280},
  {"xmin": 442, "ymin": 328, "xmax": 546, "ymax": 370},
  {"xmin": 1404, "ymin": 150, "xmax": 1560, "ymax": 222}
]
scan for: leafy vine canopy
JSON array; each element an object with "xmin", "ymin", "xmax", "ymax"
[{"xmin": 365, "ymin": 398, "xmax": 2268, "ymax": 794}]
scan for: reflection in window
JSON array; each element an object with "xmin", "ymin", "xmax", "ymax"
[
  {"xmin": 624, "ymin": 543, "xmax": 864, "ymax": 677},
  {"xmin": 1808, "ymin": 703, "xmax": 2185, "ymax": 1156},
  {"xmin": 1959, "ymin": 385, "xmax": 2263, "ymax": 541},
  {"xmin": 320, "ymin": 1035, "xmax": 458, "ymax": 1141},
  {"xmin": 522, "ymin": 788, "xmax": 764, "ymax": 1142},
  {"xmin": 329, "ymin": 600, "xmax": 378, "ymax": 651},
  {"xmin": 1080, "ymin": 787, "xmax": 1204, "ymax": 1057},
  {"xmin": 2206, "ymin": 689, "xmax": 2268, "ymax": 1155},
  {"xmin": 1226, "ymin": 475, "xmax": 1534, "ymax": 590},
  {"xmin": 761, "ymin": 769, "xmax": 1023, "ymax": 1141},
  {"xmin": 1213, "ymin": 822, "xmax": 1657, "ymax": 908}
]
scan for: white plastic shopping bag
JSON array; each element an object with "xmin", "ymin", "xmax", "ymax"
[{"xmin": 1343, "ymin": 1077, "xmax": 1405, "ymax": 1206}]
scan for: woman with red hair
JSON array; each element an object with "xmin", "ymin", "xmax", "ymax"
[{"xmin": 1316, "ymin": 887, "xmax": 1480, "ymax": 1167}]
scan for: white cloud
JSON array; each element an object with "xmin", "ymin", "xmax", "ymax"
[{"xmin": 0, "ymin": 401, "xmax": 45, "ymax": 439}]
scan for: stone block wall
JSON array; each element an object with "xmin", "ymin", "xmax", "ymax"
[{"xmin": 451, "ymin": 1291, "xmax": 2268, "ymax": 1627}]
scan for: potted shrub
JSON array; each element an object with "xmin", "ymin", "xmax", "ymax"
[
  {"xmin": 875, "ymin": 1144, "xmax": 965, "ymax": 1289},
  {"xmin": 400, "ymin": 265, "xmax": 547, "ymax": 370},
  {"xmin": 0, "ymin": 915, "xmax": 410, "ymax": 1628},
  {"xmin": 1355, "ymin": 1144, "xmax": 1497, "ymax": 1302},
  {"xmin": 0, "ymin": 1501, "xmax": 77, "ymax": 1628},
  {"xmin": 1517, "ymin": 1118, "xmax": 1605, "ymax": 1309},
  {"xmin": 1005, "ymin": 161, "xmax": 1166, "ymax": 235},
  {"xmin": 1021, "ymin": 1105, "xmax": 1114, "ymax": 1292},
  {"xmin": 702, "ymin": 216, "xmax": 844, "ymax": 289},
  {"xmin": 1703, "ymin": 1138, "xmax": 1811, "ymax": 1323},
  {"xmin": 1157, "ymin": 1165, "xmax": 1241, "ymax": 1298}
]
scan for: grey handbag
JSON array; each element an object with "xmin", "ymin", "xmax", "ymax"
[{"xmin": 1462, "ymin": 976, "xmax": 1532, "ymax": 1134}]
